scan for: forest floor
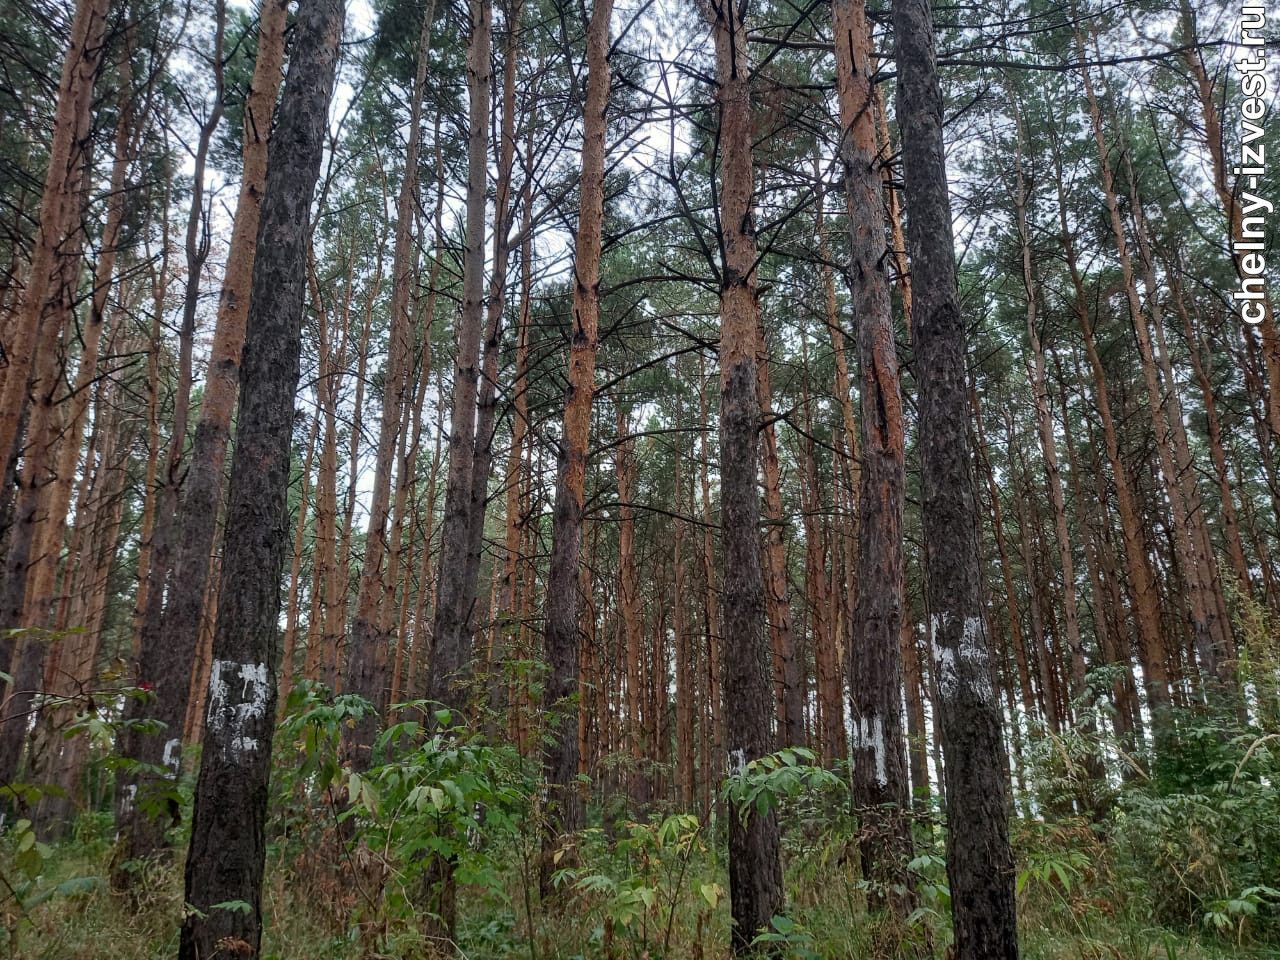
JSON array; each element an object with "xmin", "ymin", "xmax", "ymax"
[{"xmin": 7, "ymin": 813, "xmax": 1277, "ymax": 960}]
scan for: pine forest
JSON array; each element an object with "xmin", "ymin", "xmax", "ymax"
[{"xmin": 0, "ymin": 0, "xmax": 1277, "ymax": 957}]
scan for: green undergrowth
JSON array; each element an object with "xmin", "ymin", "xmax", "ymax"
[
  {"xmin": 6, "ymin": 638, "xmax": 1279, "ymax": 960},
  {"xmin": 4, "ymin": 802, "xmax": 1276, "ymax": 960}
]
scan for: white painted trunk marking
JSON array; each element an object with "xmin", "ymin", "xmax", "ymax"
[
  {"xmin": 853, "ymin": 714, "xmax": 888, "ymax": 787},
  {"xmin": 206, "ymin": 660, "xmax": 270, "ymax": 760}
]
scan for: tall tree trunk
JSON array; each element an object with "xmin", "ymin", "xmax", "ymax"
[
  {"xmin": 1168, "ymin": 266, "xmax": 1251, "ymax": 599},
  {"xmin": 674, "ymin": 414, "xmax": 696, "ymax": 807},
  {"xmin": 1047, "ymin": 120, "xmax": 1171, "ymax": 727},
  {"xmin": 0, "ymin": 166, "xmax": 88, "ymax": 783},
  {"xmin": 697, "ymin": 356, "xmax": 722, "ymax": 819},
  {"xmin": 616, "ymin": 412, "xmax": 647, "ymax": 805},
  {"xmin": 419, "ymin": 0, "xmax": 490, "ymax": 940},
  {"xmin": 799, "ymin": 404, "xmax": 841, "ymax": 765},
  {"xmin": 116, "ymin": 0, "xmax": 288, "ymax": 868},
  {"xmin": 710, "ymin": 0, "xmax": 784, "ymax": 945},
  {"xmin": 892, "ymin": 1, "xmax": 1018, "ymax": 955},
  {"xmin": 541, "ymin": 0, "xmax": 612, "ymax": 881},
  {"xmin": 279, "ymin": 412, "xmax": 320, "ymax": 699},
  {"xmin": 1009, "ymin": 102, "xmax": 1089, "ymax": 711},
  {"xmin": 1008, "ymin": 425, "xmax": 1060, "ymax": 732},
  {"xmin": 457, "ymin": 0, "xmax": 522, "ymax": 723},
  {"xmin": 343, "ymin": 0, "xmax": 435, "ymax": 769},
  {"xmin": 332, "ymin": 249, "xmax": 381, "ymax": 690},
  {"xmin": 426, "ymin": 0, "xmax": 491, "ymax": 718},
  {"xmin": 28, "ymin": 53, "xmax": 138, "ymax": 831},
  {"xmin": 814, "ymin": 179, "xmax": 859, "ymax": 735},
  {"xmin": 901, "ymin": 610, "xmax": 930, "ymax": 804},
  {"xmin": 1076, "ymin": 42, "xmax": 1227, "ymax": 693},
  {"xmin": 305, "ymin": 244, "xmax": 353, "ymax": 684},
  {"xmin": 0, "ymin": 0, "xmax": 110, "ymax": 484},
  {"xmin": 492, "ymin": 121, "xmax": 532, "ymax": 711},
  {"xmin": 388, "ymin": 302, "xmax": 433, "ymax": 708},
  {"xmin": 24, "ymin": 28, "xmax": 138, "ymax": 636},
  {"xmin": 757, "ymin": 336, "xmax": 802, "ymax": 748},
  {"xmin": 972, "ymin": 389, "xmax": 1035, "ymax": 722},
  {"xmin": 1126, "ymin": 167, "xmax": 1234, "ymax": 670},
  {"xmin": 1055, "ymin": 359, "xmax": 1141, "ymax": 749},
  {"xmin": 130, "ymin": 219, "xmax": 171, "ymax": 664},
  {"xmin": 1178, "ymin": 0, "xmax": 1280, "ymax": 441},
  {"xmin": 135, "ymin": 2, "xmax": 228, "ymax": 719},
  {"xmin": 179, "ymin": 0, "xmax": 342, "ymax": 953},
  {"xmin": 832, "ymin": 0, "xmax": 914, "ymax": 902}
]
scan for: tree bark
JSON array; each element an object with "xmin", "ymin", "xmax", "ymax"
[
  {"xmin": 116, "ymin": 0, "xmax": 288, "ymax": 868},
  {"xmin": 832, "ymin": 0, "xmax": 913, "ymax": 902},
  {"xmin": 710, "ymin": 0, "xmax": 785, "ymax": 945},
  {"xmin": 178, "ymin": 0, "xmax": 342, "ymax": 953},
  {"xmin": 541, "ymin": 0, "xmax": 612, "ymax": 880},
  {"xmin": 0, "ymin": 0, "xmax": 110, "ymax": 485},
  {"xmin": 892, "ymin": 0, "xmax": 1019, "ymax": 955},
  {"xmin": 757, "ymin": 335, "xmax": 803, "ymax": 749}
]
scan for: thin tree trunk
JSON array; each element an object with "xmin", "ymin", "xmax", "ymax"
[
  {"xmin": 799, "ymin": 410, "xmax": 840, "ymax": 764},
  {"xmin": 1055, "ymin": 360, "xmax": 1141, "ymax": 748},
  {"xmin": 279, "ymin": 412, "xmax": 320, "ymax": 700},
  {"xmin": 130, "ymin": 218, "xmax": 171, "ymax": 663},
  {"xmin": 972, "ymin": 390, "xmax": 1035, "ymax": 722},
  {"xmin": 901, "ymin": 610, "xmax": 930, "ymax": 804},
  {"xmin": 697, "ymin": 356, "xmax": 721, "ymax": 820},
  {"xmin": 134, "ymin": 3, "xmax": 228, "ymax": 722},
  {"xmin": 674, "ymin": 416, "xmax": 695, "ymax": 807},
  {"xmin": 333, "ymin": 237, "xmax": 384, "ymax": 690},
  {"xmin": 1168, "ymin": 266, "xmax": 1251, "ymax": 598},
  {"xmin": 455, "ymin": 0, "xmax": 521, "ymax": 722},
  {"xmin": 1009, "ymin": 103, "xmax": 1089, "ymax": 710},
  {"xmin": 1178, "ymin": 0, "xmax": 1280, "ymax": 441},
  {"xmin": 541, "ymin": 0, "xmax": 612, "ymax": 879},
  {"xmin": 427, "ymin": 0, "xmax": 492, "ymax": 718},
  {"xmin": 1077, "ymin": 41, "xmax": 1227, "ymax": 692},
  {"xmin": 0, "ymin": 168, "xmax": 89, "ymax": 783},
  {"xmin": 616, "ymin": 411, "xmax": 647, "ymax": 805},
  {"xmin": 757, "ymin": 337, "xmax": 802, "ymax": 748},
  {"xmin": 306, "ymin": 244, "xmax": 353, "ymax": 683},
  {"xmin": 1047, "ymin": 120, "xmax": 1172, "ymax": 726},
  {"xmin": 492, "ymin": 124, "xmax": 532, "ymax": 706},
  {"xmin": 343, "ymin": 0, "xmax": 435, "ymax": 768},
  {"xmin": 35, "ymin": 379, "xmax": 130, "ymax": 830},
  {"xmin": 24, "ymin": 29, "xmax": 137, "ymax": 634}
]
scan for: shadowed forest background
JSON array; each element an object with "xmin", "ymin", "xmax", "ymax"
[{"xmin": 0, "ymin": 0, "xmax": 1278, "ymax": 956}]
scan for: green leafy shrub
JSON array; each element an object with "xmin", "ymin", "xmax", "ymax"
[{"xmin": 1112, "ymin": 724, "xmax": 1280, "ymax": 941}]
